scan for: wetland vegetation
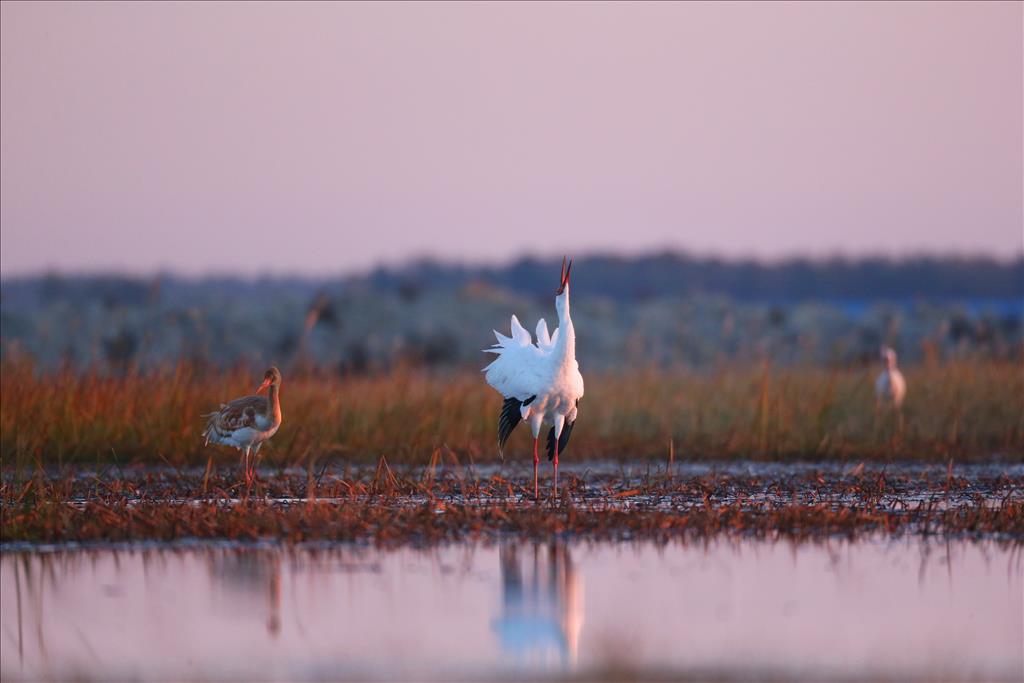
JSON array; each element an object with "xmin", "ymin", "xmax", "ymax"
[{"xmin": 2, "ymin": 358, "xmax": 1021, "ymax": 471}]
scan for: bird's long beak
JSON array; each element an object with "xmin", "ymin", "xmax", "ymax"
[
  {"xmin": 557, "ymin": 256, "xmax": 573, "ymax": 295},
  {"xmin": 256, "ymin": 378, "xmax": 272, "ymax": 394}
]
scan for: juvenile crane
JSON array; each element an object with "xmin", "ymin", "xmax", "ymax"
[
  {"xmin": 203, "ymin": 366, "xmax": 283, "ymax": 485},
  {"xmin": 484, "ymin": 258, "xmax": 584, "ymax": 500}
]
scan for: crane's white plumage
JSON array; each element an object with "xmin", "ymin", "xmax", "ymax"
[
  {"xmin": 875, "ymin": 347, "xmax": 906, "ymax": 410},
  {"xmin": 483, "ymin": 258, "xmax": 583, "ymax": 499},
  {"xmin": 484, "ymin": 301, "xmax": 583, "ymax": 435},
  {"xmin": 486, "ymin": 315, "xmax": 551, "ymax": 400}
]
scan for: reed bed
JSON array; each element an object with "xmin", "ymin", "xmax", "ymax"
[
  {"xmin": 3, "ymin": 455, "xmax": 1022, "ymax": 542},
  {"xmin": 1, "ymin": 358, "xmax": 1022, "ymax": 469},
  {"xmin": 3, "ymin": 464, "xmax": 1021, "ymax": 544}
]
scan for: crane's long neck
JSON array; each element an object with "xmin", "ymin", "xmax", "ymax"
[
  {"xmin": 554, "ymin": 291, "xmax": 576, "ymax": 365},
  {"xmin": 268, "ymin": 384, "xmax": 283, "ymax": 427}
]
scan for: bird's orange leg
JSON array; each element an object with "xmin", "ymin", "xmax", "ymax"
[{"xmin": 533, "ymin": 437, "xmax": 539, "ymax": 501}]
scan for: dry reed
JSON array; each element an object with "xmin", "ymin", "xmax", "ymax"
[{"xmin": 1, "ymin": 358, "xmax": 1022, "ymax": 470}]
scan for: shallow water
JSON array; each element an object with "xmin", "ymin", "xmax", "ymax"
[
  {"xmin": 32, "ymin": 460, "xmax": 1024, "ymax": 516},
  {"xmin": 1, "ymin": 538, "xmax": 1021, "ymax": 682}
]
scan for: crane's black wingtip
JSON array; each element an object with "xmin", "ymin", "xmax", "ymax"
[
  {"xmin": 546, "ymin": 419, "xmax": 575, "ymax": 461},
  {"xmin": 498, "ymin": 397, "xmax": 523, "ymax": 453}
]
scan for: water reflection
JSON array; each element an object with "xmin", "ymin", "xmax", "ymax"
[
  {"xmin": 493, "ymin": 542, "xmax": 583, "ymax": 668},
  {"xmin": 207, "ymin": 550, "xmax": 282, "ymax": 637},
  {"xmin": 1, "ymin": 538, "xmax": 1020, "ymax": 682}
]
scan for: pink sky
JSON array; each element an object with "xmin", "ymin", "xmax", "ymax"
[{"xmin": 1, "ymin": 1, "xmax": 1021, "ymax": 276}]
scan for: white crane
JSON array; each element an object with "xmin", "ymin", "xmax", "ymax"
[
  {"xmin": 875, "ymin": 347, "xmax": 907, "ymax": 426},
  {"xmin": 484, "ymin": 257, "xmax": 584, "ymax": 500}
]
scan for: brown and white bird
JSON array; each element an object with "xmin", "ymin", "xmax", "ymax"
[{"xmin": 203, "ymin": 367, "xmax": 283, "ymax": 485}]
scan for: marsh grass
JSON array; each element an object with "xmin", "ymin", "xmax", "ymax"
[
  {"xmin": 1, "ymin": 358, "xmax": 1022, "ymax": 470},
  {"xmin": 2, "ymin": 465, "xmax": 1021, "ymax": 544}
]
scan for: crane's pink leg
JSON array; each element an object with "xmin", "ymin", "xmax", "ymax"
[
  {"xmin": 553, "ymin": 438, "xmax": 559, "ymax": 501},
  {"xmin": 533, "ymin": 437, "xmax": 539, "ymax": 501}
]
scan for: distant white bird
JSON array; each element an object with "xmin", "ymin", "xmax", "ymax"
[
  {"xmin": 203, "ymin": 366, "xmax": 283, "ymax": 485},
  {"xmin": 484, "ymin": 257, "xmax": 584, "ymax": 499},
  {"xmin": 875, "ymin": 347, "xmax": 907, "ymax": 415}
]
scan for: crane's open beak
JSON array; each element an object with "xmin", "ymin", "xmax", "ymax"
[
  {"xmin": 557, "ymin": 256, "xmax": 573, "ymax": 295},
  {"xmin": 256, "ymin": 378, "xmax": 272, "ymax": 394}
]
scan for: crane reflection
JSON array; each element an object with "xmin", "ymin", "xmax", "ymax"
[{"xmin": 492, "ymin": 541, "xmax": 583, "ymax": 668}]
